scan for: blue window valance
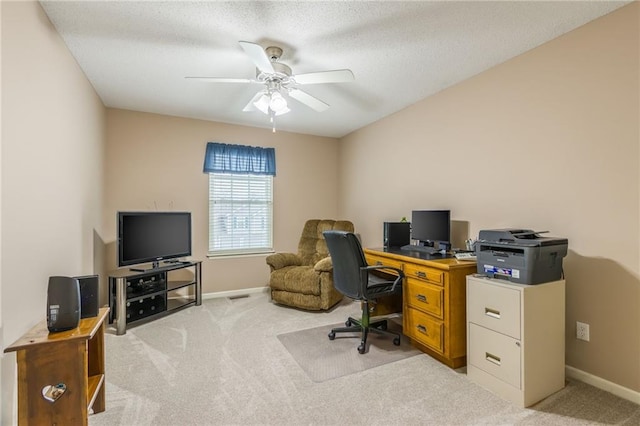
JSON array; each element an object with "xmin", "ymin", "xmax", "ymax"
[{"xmin": 203, "ymin": 142, "xmax": 276, "ymax": 176}]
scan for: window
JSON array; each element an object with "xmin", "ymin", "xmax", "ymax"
[
  {"xmin": 202, "ymin": 142, "xmax": 276, "ymax": 256},
  {"xmin": 208, "ymin": 173, "xmax": 273, "ymax": 255}
]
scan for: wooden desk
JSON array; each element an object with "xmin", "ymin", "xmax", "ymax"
[
  {"xmin": 365, "ymin": 248, "xmax": 476, "ymax": 368},
  {"xmin": 4, "ymin": 307, "xmax": 109, "ymax": 425}
]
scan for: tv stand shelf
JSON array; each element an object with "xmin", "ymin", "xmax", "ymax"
[{"xmin": 108, "ymin": 261, "xmax": 202, "ymax": 335}]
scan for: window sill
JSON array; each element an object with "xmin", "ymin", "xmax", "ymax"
[{"xmin": 207, "ymin": 251, "xmax": 274, "ymax": 259}]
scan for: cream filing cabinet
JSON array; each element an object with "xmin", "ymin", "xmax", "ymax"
[{"xmin": 466, "ymin": 275, "xmax": 565, "ymax": 407}]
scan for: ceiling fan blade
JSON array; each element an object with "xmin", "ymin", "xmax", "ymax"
[
  {"xmin": 294, "ymin": 69, "xmax": 354, "ymax": 85},
  {"xmin": 184, "ymin": 77, "xmax": 254, "ymax": 84},
  {"xmin": 239, "ymin": 41, "xmax": 275, "ymax": 74},
  {"xmin": 288, "ymin": 88, "xmax": 330, "ymax": 112},
  {"xmin": 242, "ymin": 91, "xmax": 266, "ymax": 112}
]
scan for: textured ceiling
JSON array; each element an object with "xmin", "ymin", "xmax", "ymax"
[{"xmin": 39, "ymin": 1, "xmax": 629, "ymax": 138}]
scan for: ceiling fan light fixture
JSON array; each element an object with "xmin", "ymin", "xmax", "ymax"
[
  {"xmin": 253, "ymin": 93, "xmax": 270, "ymax": 114},
  {"xmin": 269, "ymin": 92, "xmax": 288, "ymax": 112}
]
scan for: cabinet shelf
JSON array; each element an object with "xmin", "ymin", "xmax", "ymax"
[
  {"xmin": 109, "ymin": 261, "xmax": 202, "ymax": 335},
  {"xmin": 167, "ymin": 297, "xmax": 196, "ymax": 311},
  {"xmin": 168, "ymin": 279, "xmax": 196, "ymax": 292},
  {"xmin": 87, "ymin": 374, "xmax": 105, "ymax": 411}
]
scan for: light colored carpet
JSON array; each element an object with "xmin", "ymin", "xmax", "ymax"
[
  {"xmin": 277, "ymin": 318, "xmax": 420, "ymax": 382},
  {"xmin": 89, "ymin": 291, "xmax": 640, "ymax": 425}
]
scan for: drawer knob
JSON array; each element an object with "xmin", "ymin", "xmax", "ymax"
[
  {"xmin": 484, "ymin": 307, "xmax": 501, "ymax": 319},
  {"xmin": 485, "ymin": 352, "xmax": 501, "ymax": 366},
  {"xmin": 417, "ymin": 324, "xmax": 428, "ymax": 335},
  {"xmin": 416, "ymin": 294, "xmax": 427, "ymax": 303},
  {"xmin": 416, "ymin": 271, "xmax": 426, "ymax": 278}
]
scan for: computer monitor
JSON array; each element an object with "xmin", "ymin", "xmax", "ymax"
[{"xmin": 411, "ymin": 210, "xmax": 451, "ymax": 247}]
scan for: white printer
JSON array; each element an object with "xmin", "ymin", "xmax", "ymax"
[{"xmin": 475, "ymin": 229, "xmax": 568, "ymax": 285}]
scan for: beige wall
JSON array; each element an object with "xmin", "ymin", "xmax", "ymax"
[
  {"xmin": 340, "ymin": 3, "xmax": 639, "ymax": 392},
  {"xmin": 1, "ymin": 1, "xmax": 106, "ymax": 423},
  {"xmin": 105, "ymin": 109, "xmax": 340, "ymax": 294}
]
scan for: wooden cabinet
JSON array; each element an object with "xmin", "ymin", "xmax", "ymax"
[
  {"xmin": 364, "ymin": 248, "xmax": 476, "ymax": 368},
  {"xmin": 466, "ymin": 275, "xmax": 565, "ymax": 407},
  {"xmin": 4, "ymin": 307, "xmax": 110, "ymax": 425}
]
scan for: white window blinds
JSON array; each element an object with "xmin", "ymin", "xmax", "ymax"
[{"xmin": 208, "ymin": 173, "xmax": 273, "ymax": 256}]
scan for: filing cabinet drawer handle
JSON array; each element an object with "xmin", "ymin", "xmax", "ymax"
[
  {"xmin": 416, "ymin": 294, "xmax": 427, "ymax": 303},
  {"xmin": 416, "ymin": 271, "xmax": 426, "ymax": 278},
  {"xmin": 417, "ymin": 324, "xmax": 428, "ymax": 335},
  {"xmin": 485, "ymin": 352, "xmax": 501, "ymax": 366},
  {"xmin": 484, "ymin": 307, "xmax": 501, "ymax": 319}
]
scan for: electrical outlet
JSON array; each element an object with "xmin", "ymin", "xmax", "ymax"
[{"xmin": 576, "ymin": 321, "xmax": 590, "ymax": 341}]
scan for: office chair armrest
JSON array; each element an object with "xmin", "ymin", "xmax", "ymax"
[
  {"xmin": 265, "ymin": 253, "xmax": 302, "ymax": 271},
  {"xmin": 364, "ymin": 265, "xmax": 405, "ymax": 291},
  {"xmin": 314, "ymin": 256, "xmax": 333, "ymax": 272}
]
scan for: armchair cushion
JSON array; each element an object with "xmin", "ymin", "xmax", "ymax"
[
  {"xmin": 269, "ymin": 266, "xmax": 321, "ymax": 295},
  {"xmin": 314, "ymin": 256, "xmax": 333, "ymax": 273},
  {"xmin": 265, "ymin": 252, "xmax": 302, "ymax": 271}
]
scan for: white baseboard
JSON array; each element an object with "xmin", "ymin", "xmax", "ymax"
[
  {"xmin": 202, "ymin": 286, "xmax": 269, "ymax": 300},
  {"xmin": 566, "ymin": 365, "xmax": 640, "ymax": 404}
]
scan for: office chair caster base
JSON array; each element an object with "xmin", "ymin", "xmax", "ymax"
[
  {"xmin": 345, "ymin": 319, "xmax": 352, "ymax": 327},
  {"xmin": 328, "ymin": 331, "xmax": 336, "ymax": 340},
  {"xmin": 357, "ymin": 343, "xmax": 366, "ymax": 354}
]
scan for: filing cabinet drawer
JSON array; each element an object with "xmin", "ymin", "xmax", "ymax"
[
  {"xmin": 405, "ymin": 307, "xmax": 444, "ymax": 353},
  {"xmin": 469, "ymin": 323, "xmax": 521, "ymax": 389},
  {"xmin": 404, "ymin": 264, "xmax": 444, "ymax": 286},
  {"xmin": 406, "ymin": 277, "xmax": 444, "ymax": 319},
  {"xmin": 468, "ymin": 279, "xmax": 521, "ymax": 339},
  {"xmin": 366, "ymin": 254, "xmax": 403, "ymax": 272}
]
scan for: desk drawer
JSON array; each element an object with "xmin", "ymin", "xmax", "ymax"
[
  {"xmin": 468, "ymin": 278, "xmax": 521, "ymax": 339},
  {"xmin": 404, "ymin": 264, "xmax": 444, "ymax": 286},
  {"xmin": 366, "ymin": 254, "xmax": 403, "ymax": 272},
  {"xmin": 406, "ymin": 278, "xmax": 444, "ymax": 319},
  {"xmin": 405, "ymin": 307, "xmax": 444, "ymax": 353},
  {"xmin": 469, "ymin": 323, "xmax": 521, "ymax": 389}
]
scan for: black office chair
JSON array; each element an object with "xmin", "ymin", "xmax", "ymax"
[{"xmin": 323, "ymin": 230, "xmax": 405, "ymax": 354}]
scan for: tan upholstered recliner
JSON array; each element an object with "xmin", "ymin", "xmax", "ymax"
[{"xmin": 266, "ymin": 219, "xmax": 355, "ymax": 310}]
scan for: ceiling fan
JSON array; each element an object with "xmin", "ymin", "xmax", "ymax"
[{"xmin": 186, "ymin": 41, "xmax": 354, "ymax": 131}]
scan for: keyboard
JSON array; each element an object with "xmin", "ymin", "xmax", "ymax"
[
  {"xmin": 454, "ymin": 252, "xmax": 477, "ymax": 261},
  {"xmin": 400, "ymin": 244, "xmax": 441, "ymax": 255}
]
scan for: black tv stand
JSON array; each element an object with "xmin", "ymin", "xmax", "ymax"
[{"xmin": 108, "ymin": 261, "xmax": 202, "ymax": 335}]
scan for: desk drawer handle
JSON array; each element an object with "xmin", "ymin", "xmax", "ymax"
[
  {"xmin": 415, "ymin": 271, "xmax": 426, "ymax": 278},
  {"xmin": 416, "ymin": 294, "xmax": 427, "ymax": 303},
  {"xmin": 417, "ymin": 324, "xmax": 428, "ymax": 335},
  {"xmin": 485, "ymin": 352, "xmax": 501, "ymax": 366},
  {"xmin": 485, "ymin": 308, "xmax": 501, "ymax": 319}
]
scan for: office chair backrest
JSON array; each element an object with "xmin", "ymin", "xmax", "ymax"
[{"xmin": 323, "ymin": 230, "xmax": 367, "ymax": 300}]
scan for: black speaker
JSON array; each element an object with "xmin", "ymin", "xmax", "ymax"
[
  {"xmin": 383, "ymin": 222, "xmax": 411, "ymax": 248},
  {"xmin": 75, "ymin": 274, "xmax": 99, "ymax": 319},
  {"xmin": 47, "ymin": 276, "xmax": 81, "ymax": 332}
]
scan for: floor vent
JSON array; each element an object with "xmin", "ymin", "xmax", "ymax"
[{"xmin": 228, "ymin": 294, "xmax": 250, "ymax": 300}]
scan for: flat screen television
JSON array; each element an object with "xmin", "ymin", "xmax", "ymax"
[
  {"xmin": 411, "ymin": 210, "xmax": 451, "ymax": 247},
  {"xmin": 117, "ymin": 211, "xmax": 192, "ymax": 268}
]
